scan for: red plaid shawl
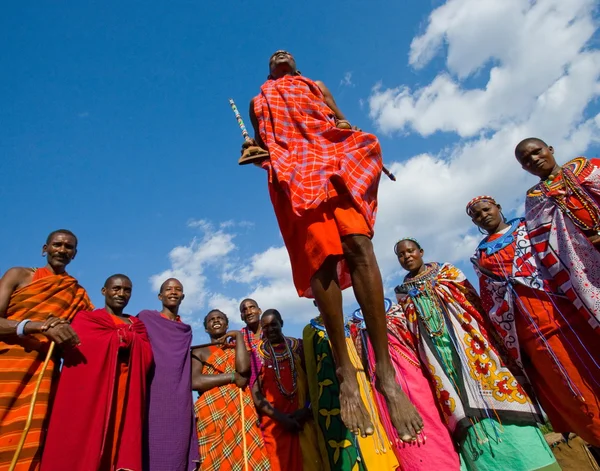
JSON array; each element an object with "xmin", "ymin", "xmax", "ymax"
[
  {"xmin": 253, "ymin": 75, "xmax": 383, "ymax": 231},
  {"xmin": 194, "ymin": 346, "xmax": 270, "ymax": 471}
]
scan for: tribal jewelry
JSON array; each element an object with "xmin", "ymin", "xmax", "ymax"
[
  {"xmin": 401, "ymin": 263, "xmax": 446, "ymax": 337},
  {"xmin": 259, "ymin": 337, "xmax": 298, "ymax": 399}
]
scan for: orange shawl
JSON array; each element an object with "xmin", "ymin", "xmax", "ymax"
[{"xmin": 0, "ymin": 268, "xmax": 92, "ymax": 471}]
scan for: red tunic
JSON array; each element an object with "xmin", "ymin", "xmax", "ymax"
[
  {"xmin": 478, "ymin": 231, "xmax": 600, "ymax": 446},
  {"xmin": 254, "ymin": 75, "xmax": 383, "ymax": 297}
]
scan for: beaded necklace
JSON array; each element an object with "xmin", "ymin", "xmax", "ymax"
[
  {"xmin": 259, "ymin": 337, "xmax": 298, "ymax": 399},
  {"xmin": 541, "ymin": 159, "xmax": 600, "ymax": 231},
  {"xmin": 477, "ymin": 218, "xmax": 522, "ymax": 255},
  {"xmin": 400, "ymin": 263, "xmax": 446, "ymax": 338}
]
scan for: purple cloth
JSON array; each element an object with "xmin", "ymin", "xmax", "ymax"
[{"xmin": 138, "ymin": 310, "xmax": 200, "ymax": 471}]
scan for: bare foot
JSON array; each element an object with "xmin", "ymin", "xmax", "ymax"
[
  {"xmin": 377, "ymin": 375, "xmax": 424, "ymax": 443},
  {"xmin": 336, "ymin": 367, "xmax": 374, "ymax": 437}
]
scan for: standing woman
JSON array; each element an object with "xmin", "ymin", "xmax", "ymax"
[
  {"xmin": 252, "ymin": 309, "xmax": 322, "ymax": 471},
  {"xmin": 394, "ymin": 239, "xmax": 558, "ymax": 471},
  {"xmin": 467, "ymin": 195, "xmax": 600, "ymax": 448}
]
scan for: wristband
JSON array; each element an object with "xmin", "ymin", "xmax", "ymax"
[
  {"xmin": 230, "ymin": 372, "xmax": 236, "ymax": 384},
  {"xmin": 16, "ymin": 319, "xmax": 31, "ymax": 337}
]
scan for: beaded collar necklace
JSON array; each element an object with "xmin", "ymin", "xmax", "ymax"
[
  {"xmin": 476, "ymin": 218, "xmax": 522, "ymax": 255},
  {"xmin": 259, "ymin": 337, "xmax": 298, "ymax": 399}
]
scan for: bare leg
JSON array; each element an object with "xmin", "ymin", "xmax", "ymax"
[
  {"xmin": 310, "ymin": 257, "xmax": 374, "ymax": 437},
  {"xmin": 342, "ymin": 234, "xmax": 424, "ymax": 442}
]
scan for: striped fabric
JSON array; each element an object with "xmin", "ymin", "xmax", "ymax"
[
  {"xmin": 525, "ymin": 157, "xmax": 600, "ymax": 331},
  {"xmin": 194, "ymin": 346, "xmax": 270, "ymax": 471},
  {"xmin": 254, "ymin": 74, "xmax": 383, "ymax": 232},
  {"xmin": 0, "ymin": 269, "xmax": 92, "ymax": 471}
]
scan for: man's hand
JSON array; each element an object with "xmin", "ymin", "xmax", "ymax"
[
  {"xmin": 291, "ymin": 407, "xmax": 312, "ymax": 426},
  {"xmin": 276, "ymin": 413, "xmax": 301, "ymax": 433},
  {"xmin": 233, "ymin": 372, "xmax": 248, "ymax": 389},
  {"xmin": 40, "ymin": 316, "xmax": 69, "ymax": 332},
  {"xmin": 41, "ymin": 322, "xmax": 80, "ymax": 348},
  {"xmin": 241, "ymin": 139, "xmax": 258, "ymax": 153},
  {"xmin": 222, "ymin": 330, "xmax": 243, "ymax": 345}
]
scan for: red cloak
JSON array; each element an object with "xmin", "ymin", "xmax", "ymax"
[{"xmin": 40, "ymin": 309, "xmax": 153, "ymax": 471}]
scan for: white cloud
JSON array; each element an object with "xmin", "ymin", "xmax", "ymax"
[
  {"xmin": 341, "ymin": 71, "xmax": 355, "ymax": 87},
  {"xmin": 370, "ymin": 0, "xmax": 598, "ymax": 137},
  {"xmin": 368, "ymin": 0, "xmax": 600, "ymax": 278},
  {"xmin": 149, "ymin": 224, "xmax": 236, "ymax": 317},
  {"xmin": 152, "ymin": 0, "xmax": 600, "ymax": 339}
]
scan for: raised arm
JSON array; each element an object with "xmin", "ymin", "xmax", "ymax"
[
  {"xmin": 191, "ymin": 347, "xmax": 237, "ymax": 393},
  {"xmin": 232, "ymin": 331, "xmax": 250, "ymax": 375}
]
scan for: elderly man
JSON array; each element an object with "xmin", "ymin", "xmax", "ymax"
[{"xmin": 0, "ymin": 229, "xmax": 91, "ymax": 471}]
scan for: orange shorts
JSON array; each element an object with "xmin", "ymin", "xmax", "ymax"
[{"xmin": 272, "ymin": 191, "xmax": 373, "ymax": 297}]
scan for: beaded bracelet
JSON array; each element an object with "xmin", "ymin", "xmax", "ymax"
[{"xmin": 230, "ymin": 372, "xmax": 235, "ymax": 384}]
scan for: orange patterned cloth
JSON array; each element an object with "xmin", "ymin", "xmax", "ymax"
[
  {"xmin": 254, "ymin": 75, "xmax": 382, "ymax": 297},
  {"xmin": 194, "ymin": 346, "xmax": 270, "ymax": 471},
  {"xmin": 0, "ymin": 267, "xmax": 92, "ymax": 471}
]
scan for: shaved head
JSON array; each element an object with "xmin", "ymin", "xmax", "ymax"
[
  {"xmin": 515, "ymin": 137, "xmax": 548, "ymax": 157},
  {"xmin": 159, "ymin": 277, "xmax": 183, "ymax": 293},
  {"xmin": 104, "ymin": 273, "xmax": 131, "ymax": 288}
]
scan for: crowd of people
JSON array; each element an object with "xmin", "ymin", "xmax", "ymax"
[{"xmin": 1, "ymin": 49, "xmax": 600, "ymax": 471}]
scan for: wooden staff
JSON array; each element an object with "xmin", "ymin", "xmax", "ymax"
[
  {"xmin": 239, "ymin": 388, "xmax": 249, "ymax": 471},
  {"xmin": 9, "ymin": 342, "xmax": 56, "ymax": 471}
]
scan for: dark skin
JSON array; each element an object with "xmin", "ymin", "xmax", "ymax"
[
  {"xmin": 516, "ymin": 138, "xmax": 600, "ymax": 246},
  {"xmin": 469, "ymin": 201, "xmax": 510, "ymax": 235},
  {"xmin": 0, "ymin": 233, "xmax": 80, "ymax": 346},
  {"xmin": 159, "ymin": 278, "xmax": 184, "ymax": 320},
  {"xmin": 191, "ymin": 311, "xmax": 249, "ymax": 393},
  {"xmin": 102, "ymin": 276, "xmax": 133, "ymax": 324},
  {"xmin": 244, "ymin": 52, "xmax": 423, "ymax": 440},
  {"xmin": 240, "ymin": 299, "xmax": 261, "ymax": 340},
  {"xmin": 395, "ymin": 241, "xmax": 426, "ymax": 279},
  {"xmin": 251, "ymin": 313, "xmax": 311, "ymax": 433}
]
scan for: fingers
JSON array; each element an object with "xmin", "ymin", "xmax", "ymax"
[
  {"xmin": 45, "ymin": 324, "xmax": 80, "ymax": 347},
  {"xmin": 40, "ymin": 316, "xmax": 68, "ymax": 332}
]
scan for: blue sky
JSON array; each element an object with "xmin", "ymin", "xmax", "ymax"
[{"xmin": 2, "ymin": 1, "xmax": 599, "ymax": 342}]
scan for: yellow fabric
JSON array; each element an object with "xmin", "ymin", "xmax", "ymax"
[
  {"xmin": 302, "ymin": 326, "xmax": 331, "ymax": 471},
  {"xmin": 297, "ymin": 348, "xmax": 325, "ymax": 471},
  {"xmin": 346, "ymin": 338, "xmax": 400, "ymax": 470}
]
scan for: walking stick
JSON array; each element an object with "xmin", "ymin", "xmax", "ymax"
[
  {"xmin": 9, "ymin": 342, "xmax": 56, "ymax": 471},
  {"xmin": 229, "ymin": 98, "xmax": 271, "ymax": 166},
  {"xmin": 239, "ymin": 388, "xmax": 249, "ymax": 471}
]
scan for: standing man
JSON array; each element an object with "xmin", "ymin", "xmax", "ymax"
[
  {"xmin": 515, "ymin": 138, "xmax": 600, "ymax": 329},
  {"xmin": 138, "ymin": 278, "xmax": 200, "ymax": 471},
  {"xmin": 0, "ymin": 229, "xmax": 91, "ymax": 471},
  {"xmin": 41, "ymin": 274, "xmax": 153, "ymax": 471},
  {"xmin": 244, "ymin": 50, "xmax": 422, "ymax": 440},
  {"xmin": 239, "ymin": 298, "xmax": 262, "ymax": 387},
  {"xmin": 192, "ymin": 310, "xmax": 270, "ymax": 471}
]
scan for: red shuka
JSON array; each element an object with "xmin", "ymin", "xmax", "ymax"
[{"xmin": 40, "ymin": 309, "xmax": 153, "ymax": 471}]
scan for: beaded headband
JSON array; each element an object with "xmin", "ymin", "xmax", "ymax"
[
  {"xmin": 394, "ymin": 237, "xmax": 421, "ymax": 255},
  {"xmin": 465, "ymin": 195, "xmax": 498, "ymax": 216}
]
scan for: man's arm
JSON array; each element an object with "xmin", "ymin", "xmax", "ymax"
[
  {"xmin": 191, "ymin": 347, "xmax": 238, "ymax": 393},
  {"xmin": 248, "ymin": 98, "xmax": 267, "ymax": 150},
  {"xmin": 0, "ymin": 267, "xmax": 80, "ymax": 345},
  {"xmin": 315, "ymin": 80, "xmax": 348, "ymax": 122},
  {"xmin": 232, "ymin": 331, "xmax": 250, "ymax": 375},
  {"xmin": 251, "ymin": 379, "xmax": 300, "ymax": 432}
]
